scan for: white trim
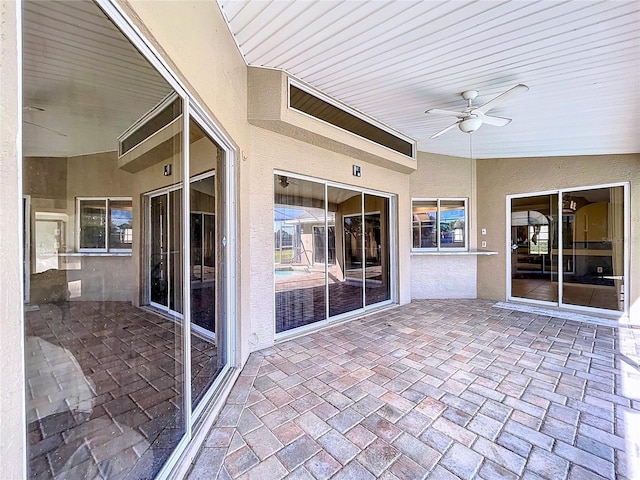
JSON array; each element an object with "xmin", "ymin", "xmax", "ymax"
[{"xmin": 97, "ymin": 0, "xmax": 188, "ymax": 98}]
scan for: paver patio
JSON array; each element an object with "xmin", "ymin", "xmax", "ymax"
[{"xmin": 187, "ymin": 299, "xmax": 640, "ymax": 479}]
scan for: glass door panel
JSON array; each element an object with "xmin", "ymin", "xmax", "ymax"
[
  {"xmin": 22, "ymin": 0, "xmax": 187, "ymax": 474},
  {"xmin": 274, "ymin": 176, "xmax": 327, "ymax": 333},
  {"xmin": 150, "ymin": 194, "xmax": 169, "ymax": 307},
  {"xmin": 364, "ymin": 194, "xmax": 390, "ymax": 306},
  {"xmin": 169, "ymin": 189, "xmax": 183, "ymax": 313},
  {"xmin": 189, "ymin": 117, "xmax": 227, "ymax": 410},
  {"xmin": 510, "ymin": 194, "xmax": 558, "ymax": 303},
  {"xmin": 328, "ymin": 187, "xmax": 363, "ymax": 317},
  {"xmin": 561, "ymin": 186, "xmax": 624, "ymax": 311}
]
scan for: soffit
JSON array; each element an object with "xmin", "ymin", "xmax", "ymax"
[{"xmin": 218, "ymin": 0, "xmax": 640, "ymax": 159}]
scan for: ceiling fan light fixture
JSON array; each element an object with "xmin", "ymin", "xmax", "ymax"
[{"xmin": 459, "ymin": 116, "xmax": 482, "ymax": 133}]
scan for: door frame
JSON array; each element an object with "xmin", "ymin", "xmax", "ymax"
[{"xmin": 506, "ymin": 182, "xmax": 630, "ymax": 318}]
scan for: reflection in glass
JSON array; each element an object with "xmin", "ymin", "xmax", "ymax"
[
  {"xmin": 109, "ymin": 200, "xmax": 133, "ymax": 250},
  {"xmin": 274, "ymin": 177, "xmax": 394, "ymax": 333},
  {"xmin": 412, "ymin": 200, "xmax": 437, "ymax": 248},
  {"xmin": 510, "ymin": 194, "xmax": 558, "ymax": 303},
  {"xmin": 79, "ymin": 199, "xmax": 107, "ymax": 249},
  {"xmin": 274, "ymin": 176, "xmax": 327, "ymax": 332},
  {"xmin": 562, "ymin": 187, "xmax": 624, "ymax": 311},
  {"xmin": 169, "ymin": 189, "xmax": 183, "ymax": 313},
  {"xmin": 328, "ymin": 187, "xmax": 364, "ymax": 317},
  {"xmin": 23, "ymin": 1, "xmax": 185, "ymax": 477},
  {"xmin": 365, "ymin": 194, "xmax": 390, "ymax": 305},
  {"xmin": 440, "ymin": 200, "xmax": 465, "ymax": 249},
  {"xmin": 150, "ymin": 194, "xmax": 169, "ymax": 307},
  {"xmin": 189, "ymin": 117, "xmax": 227, "ymax": 410}
]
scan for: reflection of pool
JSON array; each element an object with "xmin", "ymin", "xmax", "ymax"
[{"xmin": 275, "ymin": 268, "xmax": 309, "ymax": 278}]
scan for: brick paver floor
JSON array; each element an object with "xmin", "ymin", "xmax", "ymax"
[{"xmin": 187, "ymin": 299, "xmax": 640, "ymax": 479}]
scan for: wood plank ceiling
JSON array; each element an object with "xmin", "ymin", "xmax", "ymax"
[{"xmin": 218, "ymin": 0, "xmax": 640, "ymax": 159}]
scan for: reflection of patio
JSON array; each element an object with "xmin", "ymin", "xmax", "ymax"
[
  {"xmin": 276, "ymin": 281, "xmax": 391, "ymax": 333},
  {"xmin": 512, "ymin": 279, "xmax": 619, "ymax": 310},
  {"xmin": 25, "ymin": 301, "xmax": 218, "ymax": 479}
]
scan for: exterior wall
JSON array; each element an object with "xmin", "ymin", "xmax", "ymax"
[
  {"xmin": 0, "ymin": 0, "xmax": 26, "ymax": 477},
  {"xmin": 477, "ymin": 154, "xmax": 640, "ymax": 323},
  {"xmin": 249, "ymin": 125, "xmax": 412, "ymax": 351},
  {"xmin": 409, "ymin": 152, "xmax": 478, "ymax": 299}
]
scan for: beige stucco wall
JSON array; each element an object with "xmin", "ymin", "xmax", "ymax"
[
  {"xmin": 0, "ymin": 0, "xmax": 26, "ymax": 476},
  {"xmin": 477, "ymin": 154, "xmax": 640, "ymax": 323},
  {"xmin": 409, "ymin": 152, "xmax": 479, "ymax": 299}
]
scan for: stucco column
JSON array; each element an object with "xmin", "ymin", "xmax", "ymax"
[{"xmin": 0, "ymin": 0, "xmax": 27, "ymax": 476}]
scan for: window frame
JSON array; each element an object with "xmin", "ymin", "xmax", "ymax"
[
  {"xmin": 412, "ymin": 197, "xmax": 468, "ymax": 252},
  {"xmin": 76, "ymin": 196, "xmax": 133, "ymax": 253}
]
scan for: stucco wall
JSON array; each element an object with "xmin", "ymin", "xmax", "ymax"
[
  {"xmin": 0, "ymin": 0, "xmax": 26, "ymax": 476},
  {"xmin": 477, "ymin": 155, "xmax": 640, "ymax": 323},
  {"xmin": 409, "ymin": 152, "xmax": 479, "ymax": 299}
]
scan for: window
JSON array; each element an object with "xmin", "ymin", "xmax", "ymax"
[
  {"xmin": 412, "ymin": 198, "xmax": 467, "ymax": 251},
  {"xmin": 77, "ymin": 197, "xmax": 133, "ymax": 252}
]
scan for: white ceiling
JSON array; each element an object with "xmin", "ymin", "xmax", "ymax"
[{"xmin": 218, "ymin": 0, "xmax": 640, "ymax": 159}]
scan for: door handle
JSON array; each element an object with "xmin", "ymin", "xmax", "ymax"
[{"xmin": 511, "ymin": 243, "xmax": 519, "ymax": 251}]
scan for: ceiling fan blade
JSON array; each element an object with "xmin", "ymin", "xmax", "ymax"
[
  {"xmin": 23, "ymin": 120, "xmax": 68, "ymax": 137},
  {"xmin": 475, "ymin": 84, "xmax": 529, "ymax": 114},
  {"xmin": 478, "ymin": 113, "xmax": 511, "ymax": 127},
  {"xmin": 430, "ymin": 121, "xmax": 460, "ymax": 139},
  {"xmin": 425, "ymin": 108, "xmax": 465, "ymax": 118}
]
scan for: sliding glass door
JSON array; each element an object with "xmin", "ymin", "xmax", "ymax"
[
  {"xmin": 509, "ymin": 184, "xmax": 627, "ymax": 314},
  {"xmin": 561, "ymin": 186, "xmax": 625, "ymax": 311},
  {"xmin": 275, "ymin": 173, "xmax": 394, "ymax": 334},
  {"xmin": 149, "ymin": 188, "xmax": 183, "ymax": 315},
  {"xmin": 510, "ymin": 193, "xmax": 559, "ymax": 303}
]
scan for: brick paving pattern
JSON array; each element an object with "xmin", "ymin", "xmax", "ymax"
[
  {"xmin": 25, "ymin": 301, "xmax": 219, "ymax": 479},
  {"xmin": 188, "ymin": 299, "xmax": 640, "ymax": 479}
]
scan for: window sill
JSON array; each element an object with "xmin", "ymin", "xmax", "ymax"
[{"xmin": 411, "ymin": 250, "xmax": 498, "ymax": 256}]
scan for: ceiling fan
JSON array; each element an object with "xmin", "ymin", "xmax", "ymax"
[
  {"xmin": 23, "ymin": 106, "xmax": 67, "ymax": 137},
  {"xmin": 425, "ymin": 84, "xmax": 529, "ymax": 139}
]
